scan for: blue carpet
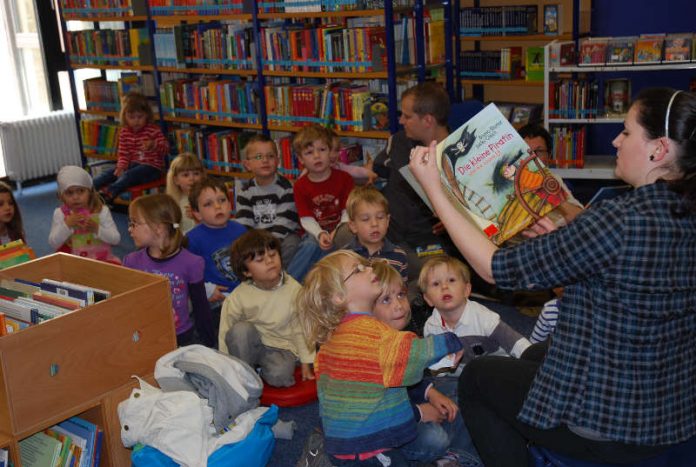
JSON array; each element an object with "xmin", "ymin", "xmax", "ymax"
[{"xmin": 14, "ymin": 180, "xmax": 536, "ymax": 467}]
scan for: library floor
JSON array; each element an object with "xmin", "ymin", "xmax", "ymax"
[{"xmin": 15, "ymin": 179, "xmax": 536, "ymax": 466}]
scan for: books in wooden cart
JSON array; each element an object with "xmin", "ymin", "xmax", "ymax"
[{"xmin": 407, "ymin": 103, "xmax": 571, "ymax": 245}]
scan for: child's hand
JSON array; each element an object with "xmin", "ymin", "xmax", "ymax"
[
  {"xmin": 427, "ymin": 388, "xmax": 459, "ymax": 422},
  {"xmin": 364, "ymin": 152, "xmax": 374, "ymax": 171},
  {"xmin": 142, "ymin": 138, "xmax": 155, "ymax": 151},
  {"xmin": 114, "ymin": 167, "xmax": 124, "ymax": 177},
  {"xmin": 185, "ymin": 205, "xmax": 195, "ymax": 220},
  {"xmin": 64, "ymin": 212, "xmax": 83, "ymax": 228},
  {"xmin": 318, "ymin": 231, "xmax": 333, "ymax": 250},
  {"xmin": 418, "ymin": 402, "xmax": 446, "ymax": 423},
  {"xmin": 301, "ymin": 363, "xmax": 315, "ymax": 381},
  {"xmin": 81, "ymin": 216, "xmax": 99, "ymax": 233},
  {"xmin": 365, "ymin": 169, "xmax": 378, "ymax": 185},
  {"xmin": 209, "ymin": 285, "xmax": 228, "ymax": 303}
]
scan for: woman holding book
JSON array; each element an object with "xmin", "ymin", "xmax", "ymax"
[{"xmin": 408, "ymin": 87, "xmax": 696, "ymax": 466}]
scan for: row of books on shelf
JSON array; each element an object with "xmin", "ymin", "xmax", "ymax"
[
  {"xmin": 19, "ymin": 416, "xmax": 103, "ymax": 467},
  {"xmin": 66, "ymin": 28, "xmax": 152, "ymax": 66},
  {"xmin": 157, "ymin": 76, "xmax": 392, "ymax": 132},
  {"xmin": 0, "ymin": 273, "xmax": 111, "ymax": 335},
  {"xmin": 81, "ymin": 119, "xmax": 120, "ymax": 156},
  {"xmin": 548, "ymin": 78, "xmax": 632, "ymax": 119},
  {"xmin": 154, "ymin": 22, "xmax": 255, "ymax": 70},
  {"xmin": 549, "ymin": 33, "xmax": 696, "ymax": 67},
  {"xmin": 459, "ymin": 5, "xmax": 537, "ymax": 36},
  {"xmin": 60, "ymin": 0, "xmax": 147, "ymax": 17},
  {"xmin": 546, "ymin": 126, "xmax": 586, "ymax": 168},
  {"xmin": 159, "ymin": 77, "xmax": 259, "ymax": 123},
  {"xmin": 148, "ymin": 0, "xmax": 406, "ymax": 15},
  {"xmin": 460, "ymin": 47, "xmax": 523, "ymax": 80}
]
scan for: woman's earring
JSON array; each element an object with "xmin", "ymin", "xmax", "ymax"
[{"xmin": 649, "ymin": 154, "xmax": 655, "ymax": 161}]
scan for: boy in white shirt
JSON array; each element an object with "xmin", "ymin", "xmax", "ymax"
[{"xmin": 420, "ymin": 255, "xmax": 531, "ymax": 399}]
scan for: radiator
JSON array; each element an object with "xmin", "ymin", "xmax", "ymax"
[{"xmin": 0, "ymin": 111, "xmax": 82, "ymax": 191}]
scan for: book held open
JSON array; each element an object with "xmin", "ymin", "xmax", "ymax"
[{"xmin": 406, "ymin": 103, "xmax": 570, "ymax": 245}]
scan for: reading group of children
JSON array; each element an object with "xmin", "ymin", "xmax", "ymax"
[{"xmin": 0, "ymin": 92, "xmax": 541, "ymax": 467}]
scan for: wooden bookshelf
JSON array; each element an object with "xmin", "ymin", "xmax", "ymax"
[{"xmin": 0, "ymin": 254, "xmax": 176, "ymax": 466}]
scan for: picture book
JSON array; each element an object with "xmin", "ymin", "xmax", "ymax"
[
  {"xmin": 549, "ymin": 40, "xmax": 576, "ymax": 67},
  {"xmin": 664, "ymin": 34, "xmax": 692, "ymax": 62},
  {"xmin": 409, "ymin": 103, "xmax": 571, "ymax": 245},
  {"xmin": 58, "ymin": 419, "xmax": 94, "ymax": 467},
  {"xmin": 19, "ymin": 431, "xmax": 63, "ymax": 467},
  {"xmin": 51, "ymin": 425, "xmax": 86, "ymax": 467},
  {"xmin": 604, "ymin": 79, "xmax": 631, "ymax": 116},
  {"xmin": 543, "ymin": 4, "xmax": 560, "ymax": 35},
  {"xmin": 525, "ymin": 46, "xmax": 545, "ymax": 82},
  {"xmin": 634, "ymin": 34, "xmax": 664, "ymax": 64},
  {"xmin": 605, "ymin": 36, "xmax": 636, "ymax": 65},
  {"xmin": 579, "ymin": 37, "xmax": 609, "ymax": 65}
]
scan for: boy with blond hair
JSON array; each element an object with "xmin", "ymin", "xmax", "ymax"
[
  {"xmin": 420, "ymin": 255, "xmax": 531, "ymax": 400},
  {"xmin": 235, "ymin": 134, "xmax": 301, "ymax": 267},
  {"xmin": 344, "ymin": 185, "xmax": 408, "ymax": 281},
  {"xmin": 292, "ymin": 125, "xmax": 354, "ymax": 252}
]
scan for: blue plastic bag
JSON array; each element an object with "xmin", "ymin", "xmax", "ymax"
[{"xmin": 131, "ymin": 405, "xmax": 279, "ymax": 466}]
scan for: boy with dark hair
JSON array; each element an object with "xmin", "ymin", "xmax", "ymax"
[
  {"xmin": 221, "ymin": 228, "xmax": 315, "ymax": 386},
  {"xmin": 187, "ymin": 178, "xmax": 246, "ymax": 304}
]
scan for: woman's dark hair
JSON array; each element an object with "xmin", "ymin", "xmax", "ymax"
[
  {"xmin": 0, "ymin": 182, "xmax": 24, "ymax": 242},
  {"xmin": 633, "ymin": 87, "xmax": 696, "ymax": 213}
]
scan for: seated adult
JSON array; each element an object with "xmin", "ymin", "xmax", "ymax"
[{"xmin": 408, "ymin": 87, "xmax": 696, "ymax": 466}]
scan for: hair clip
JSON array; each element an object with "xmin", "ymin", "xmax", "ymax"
[
  {"xmin": 664, "ymin": 90, "xmax": 682, "ymax": 138},
  {"xmin": 172, "ymin": 223, "xmax": 180, "ymax": 229}
]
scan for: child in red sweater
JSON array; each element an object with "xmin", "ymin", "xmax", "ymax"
[{"xmin": 94, "ymin": 92, "xmax": 169, "ymax": 203}]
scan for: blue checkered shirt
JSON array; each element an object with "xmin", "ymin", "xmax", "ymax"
[{"xmin": 492, "ymin": 182, "xmax": 696, "ymax": 445}]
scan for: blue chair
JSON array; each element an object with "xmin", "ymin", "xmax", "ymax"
[
  {"xmin": 528, "ymin": 435, "xmax": 696, "ymax": 467},
  {"xmin": 447, "ymin": 99, "xmax": 485, "ymax": 130}
]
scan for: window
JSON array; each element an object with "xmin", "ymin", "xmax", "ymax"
[{"xmin": 0, "ymin": 0, "xmax": 51, "ymax": 118}]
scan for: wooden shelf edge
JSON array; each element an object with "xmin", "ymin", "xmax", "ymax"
[
  {"xmin": 152, "ymin": 14, "xmax": 253, "ymax": 23},
  {"xmin": 257, "ymin": 9, "xmax": 398, "ymax": 19},
  {"xmin": 64, "ymin": 15, "xmax": 148, "ymax": 22},
  {"xmin": 158, "ymin": 66, "xmax": 257, "ymax": 76},
  {"xmin": 206, "ymin": 169, "xmax": 253, "ymax": 178},
  {"xmin": 13, "ymin": 399, "xmax": 102, "ymax": 441},
  {"xmin": 163, "ymin": 116, "xmax": 262, "ymax": 130},
  {"xmin": 461, "ymin": 79, "xmax": 543, "ymax": 87},
  {"xmin": 460, "ymin": 33, "xmax": 573, "ymax": 42}
]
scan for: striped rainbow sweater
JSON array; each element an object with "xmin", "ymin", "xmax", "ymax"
[{"xmin": 315, "ymin": 313, "xmax": 462, "ymax": 456}]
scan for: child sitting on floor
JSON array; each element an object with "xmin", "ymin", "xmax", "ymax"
[
  {"xmin": 371, "ymin": 260, "xmax": 481, "ymax": 467},
  {"xmin": 220, "ymin": 228, "xmax": 314, "ymax": 387},
  {"xmin": 49, "ymin": 165, "xmax": 120, "ymax": 262},
  {"xmin": 165, "ymin": 152, "xmax": 205, "ymax": 234},
  {"xmin": 420, "ymin": 255, "xmax": 531, "ymax": 400},
  {"xmin": 297, "ymin": 250, "xmax": 463, "ymax": 465}
]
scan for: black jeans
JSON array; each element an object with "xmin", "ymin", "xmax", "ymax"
[{"xmin": 458, "ymin": 345, "xmax": 668, "ymax": 467}]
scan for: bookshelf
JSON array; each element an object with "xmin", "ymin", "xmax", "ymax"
[
  {"xmin": 57, "ymin": 0, "xmax": 443, "ymax": 181},
  {"xmin": 0, "ymin": 253, "xmax": 176, "ymax": 466},
  {"xmin": 543, "ymin": 41, "xmax": 696, "ymax": 179},
  {"xmin": 454, "ymin": 0, "xmax": 591, "ymax": 108}
]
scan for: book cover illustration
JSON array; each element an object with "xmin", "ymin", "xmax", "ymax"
[
  {"xmin": 543, "ymin": 4, "xmax": 559, "ymax": 35},
  {"xmin": 664, "ymin": 34, "xmax": 692, "ymax": 62},
  {"xmin": 605, "ymin": 37, "xmax": 635, "ymax": 65},
  {"xmin": 579, "ymin": 38, "xmax": 608, "ymax": 65},
  {"xmin": 634, "ymin": 35, "xmax": 664, "ymax": 63},
  {"xmin": 435, "ymin": 103, "xmax": 569, "ymax": 244},
  {"xmin": 604, "ymin": 79, "xmax": 631, "ymax": 115}
]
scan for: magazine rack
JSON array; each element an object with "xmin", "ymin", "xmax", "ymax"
[{"xmin": 0, "ymin": 253, "xmax": 176, "ymax": 466}]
